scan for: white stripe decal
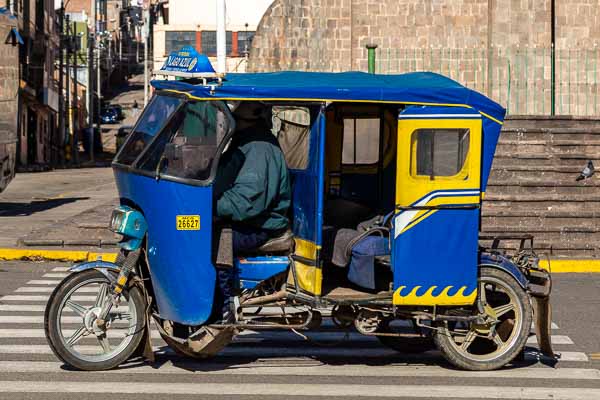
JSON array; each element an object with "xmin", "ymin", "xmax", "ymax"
[
  {"xmin": 394, "ymin": 190, "xmax": 480, "ymax": 238},
  {"xmin": 1, "ymin": 381, "xmax": 599, "ymax": 398},
  {"xmin": 0, "ymin": 361, "xmax": 596, "ymax": 379}
]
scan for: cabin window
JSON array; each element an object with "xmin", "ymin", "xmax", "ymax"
[
  {"xmin": 411, "ymin": 128, "xmax": 470, "ymax": 178},
  {"xmin": 137, "ymin": 100, "xmax": 233, "ymax": 181},
  {"xmin": 116, "ymin": 95, "xmax": 182, "ymax": 166},
  {"xmin": 342, "ymin": 118, "xmax": 380, "ymax": 165}
]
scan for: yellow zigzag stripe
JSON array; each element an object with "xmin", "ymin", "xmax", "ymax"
[{"xmin": 393, "ymin": 285, "xmax": 477, "ymax": 306}]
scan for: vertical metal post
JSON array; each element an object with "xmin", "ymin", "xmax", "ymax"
[
  {"xmin": 58, "ymin": 5, "xmax": 65, "ymax": 164},
  {"xmin": 550, "ymin": 0, "xmax": 556, "ymax": 115},
  {"xmin": 88, "ymin": 32, "xmax": 95, "ymax": 162},
  {"xmin": 72, "ymin": 34, "xmax": 79, "ymax": 165},
  {"xmin": 367, "ymin": 44, "xmax": 377, "ymax": 73},
  {"xmin": 143, "ymin": 5, "xmax": 150, "ymax": 106},
  {"xmin": 65, "ymin": 14, "xmax": 71, "ymax": 157},
  {"xmin": 216, "ymin": 0, "xmax": 226, "ymax": 73}
]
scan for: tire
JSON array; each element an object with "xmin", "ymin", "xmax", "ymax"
[
  {"xmin": 44, "ymin": 269, "xmax": 146, "ymax": 371},
  {"xmin": 434, "ymin": 267, "xmax": 532, "ymax": 371}
]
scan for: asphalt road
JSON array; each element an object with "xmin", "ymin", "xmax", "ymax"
[{"xmin": 0, "ymin": 260, "xmax": 598, "ymax": 399}]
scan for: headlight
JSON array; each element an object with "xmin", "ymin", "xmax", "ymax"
[{"xmin": 109, "ymin": 209, "xmax": 126, "ymax": 233}]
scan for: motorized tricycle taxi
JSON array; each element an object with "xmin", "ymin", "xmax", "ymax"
[{"xmin": 44, "ymin": 47, "xmax": 553, "ymax": 371}]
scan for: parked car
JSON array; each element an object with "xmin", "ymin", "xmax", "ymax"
[{"xmin": 100, "ymin": 107, "xmax": 119, "ymax": 124}]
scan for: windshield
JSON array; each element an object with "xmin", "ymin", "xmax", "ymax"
[
  {"xmin": 115, "ymin": 95, "xmax": 183, "ymax": 165},
  {"xmin": 130, "ymin": 99, "xmax": 234, "ymax": 182}
]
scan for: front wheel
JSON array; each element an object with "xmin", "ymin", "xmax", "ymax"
[
  {"xmin": 44, "ymin": 269, "xmax": 146, "ymax": 371},
  {"xmin": 434, "ymin": 267, "xmax": 532, "ymax": 371}
]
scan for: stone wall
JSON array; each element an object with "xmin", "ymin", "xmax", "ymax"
[
  {"xmin": 249, "ymin": 0, "xmax": 600, "ymax": 117},
  {"xmin": 0, "ymin": 14, "xmax": 19, "ymax": 192}
]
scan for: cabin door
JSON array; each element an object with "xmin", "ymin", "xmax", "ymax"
[{"xmin": 392, "ymin": 106, "xmax": 483, "ymax": 306}]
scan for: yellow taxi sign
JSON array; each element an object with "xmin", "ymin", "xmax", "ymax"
[{"xmin": 176, "ymin": 215, "xmax": 200, "ymax": 230}]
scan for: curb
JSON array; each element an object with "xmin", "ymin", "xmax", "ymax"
[
  {"xmin": 538, "ymin": 259, "xmax": 600, "ymax": 273},
  {"xmin": 0, "ymin": 248, "xmax": 118, "ymax": 263},
  {"xmin": 0, "ymin": 248, "xmax": 598, "ymax": 273}
]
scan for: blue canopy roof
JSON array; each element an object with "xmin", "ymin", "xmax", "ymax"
[{"xmin": 151, "ymin": 71, "xmax": 506, "ymax": 124}]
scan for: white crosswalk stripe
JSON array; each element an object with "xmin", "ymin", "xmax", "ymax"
[{"xmin": 0, "ymin": 269, "xmax": 596, "ymax": 400}]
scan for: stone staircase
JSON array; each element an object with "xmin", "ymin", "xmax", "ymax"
[{"xmin": 481, "ymin": 116, "xmax": 600, "ymax": 259}]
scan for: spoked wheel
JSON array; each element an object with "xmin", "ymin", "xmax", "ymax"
[
  {"xmin": 434, "ymin": 267, "xmax": 532, "ymax": 371},
  {"xmin": 44, "ymin": 270, "xmax": 146, "ymax": 371},
  {"xmin": 377, "ymin": 319, "xmax": 435, "ymax": 354}
]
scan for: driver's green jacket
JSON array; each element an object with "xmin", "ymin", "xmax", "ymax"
[{"xmin": 214, "ymin": 128, "xmax": 291, "ymax": 231}]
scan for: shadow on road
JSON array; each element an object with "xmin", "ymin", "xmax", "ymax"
[{"xmin": 0, "ymin": 197, "xmax": 91, "ymax": 217}]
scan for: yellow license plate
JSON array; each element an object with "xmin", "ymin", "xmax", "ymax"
[{"xmin": 176, "ymin": 215, "xmax": 200, "ymax": 230}]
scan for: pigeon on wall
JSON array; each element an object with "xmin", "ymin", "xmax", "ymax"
[{"xmin": 576, "ymin": 160, "xmax": 595, "ymax": 181}]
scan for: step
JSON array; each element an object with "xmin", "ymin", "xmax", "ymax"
[
  {"xmin": 481, "ymin": 208, "xmax": 599, "ymax": 218},
  {"xmin": 498, "ymin": 139, "xmax": 600, "ymax": 146},
  {"xmin": 483, "ymin": 193, "xmax": 600, "ymax": 202},
  {"xmin": 487, "ymin": 179, "xmax": 600, "ymax": 188}
]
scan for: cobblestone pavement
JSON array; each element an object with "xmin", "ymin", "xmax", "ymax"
[{"xmin": 0, "ymin": 168, "xmax": 117, "ymax": 248}]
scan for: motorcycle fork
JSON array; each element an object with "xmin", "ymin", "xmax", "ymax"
[{"xmin": 98, "ymin": 249, "xmax": 141, "ymax": 321}]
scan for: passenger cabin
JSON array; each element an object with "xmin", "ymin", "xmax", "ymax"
[{"xmin": 114, "ymin": 64, "xmax": 505, "ymax": 325}]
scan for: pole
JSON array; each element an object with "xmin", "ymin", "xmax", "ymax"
[
  {"xmin": 88, "ymin": 32, "xmax": 95, "ymax": 162},
  {"xmin": 366, "ymin": 44, "xmax": 377, "ymax": 73},
  {"xmin": 216, "ymin": 0, "xmax": 226, "ymax": 73},
  {"xmin": 550, "ymin": 0, "xmax": 556, "ymax": 116},
  {"xmin": 58, "ymin": 4, "xmax": 65, "ymax": 164},
  {"xmin": 72, "ymin": 35, "xmax": 79, "ymax": 165},
  {"xmin": 65, "ymin": 14, "xmax": 71, "ymax": 162},
  {"xmin": 143, "ymin": 6, "xmax": 150, "ymax": 106}
]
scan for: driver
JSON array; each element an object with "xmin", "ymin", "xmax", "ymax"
[{"xmin": 213, "ymin": 101, "xmax": 291, "ymax": 324}]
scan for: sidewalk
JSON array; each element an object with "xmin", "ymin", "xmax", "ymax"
[{"xmin": 0, "ymin": 168, "xmax": 119, "ymax": 252}]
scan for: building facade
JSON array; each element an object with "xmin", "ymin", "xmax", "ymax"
[
  {"xmin": 0, "ymin": 7, "xmax": 19, "ymax": 191},
  {"xmin": 152, "ymin": 0, "xmax": 273, "ymax": 73},
  {"xmin": 15, "ymin": 0, "xmax": 60, "ymax": 168},
  {"xmin": 249, "ymin": 0, "xmax": 600, "ymax": 117}
]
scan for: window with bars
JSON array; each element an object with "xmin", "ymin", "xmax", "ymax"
[
  {"xmin": 201, "ymin": 30, "xmax": 232, "ymax": 56},
  {"xmin": 165, "ymin": 31, "xmax": 195, "ymax": 54},
  {"xmin": 237, "ymin": 31, "xmax": 255, "ymax": 55}
]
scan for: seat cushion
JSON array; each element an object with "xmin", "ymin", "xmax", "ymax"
[{"xmin": 256, "ymin": 229, "xmax": 294, "ymax": 253}]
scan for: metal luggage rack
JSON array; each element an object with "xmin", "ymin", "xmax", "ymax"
[{"xmin": 479, "ymin": 233, "xmax": 535, "ymax": 255}]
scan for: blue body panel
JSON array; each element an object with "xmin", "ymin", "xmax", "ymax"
[
  {"xmin": 236, "ymin": 256, "xmax": 289, "ymax": 290},
  {"xmin": 114, "ymin": 169, "xmax": 215, "ymax": 325},
  {"xmin": 393, "ymin": 208, "xmax": 479, "ymax": 297},
  {"xmin": 290, "ymin": 110, "xmax": 325, "ymax": 244}
]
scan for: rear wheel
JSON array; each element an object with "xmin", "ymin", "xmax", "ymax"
[
  {"xmin": 434, "ymin": 267, "xmax": 532, "ymax": 371},
  {"xmin": 44, "ymin": 269, "xmax": 146, "ymax": 371}
]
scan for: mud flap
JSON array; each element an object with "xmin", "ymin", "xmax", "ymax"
[
  {"xmin": 527, "ymin": 268, "xmax": 554, "ymax": 358},
  {"xmin": 534, "ymin": 296, "xmax": 554, "ymax": 357}
]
